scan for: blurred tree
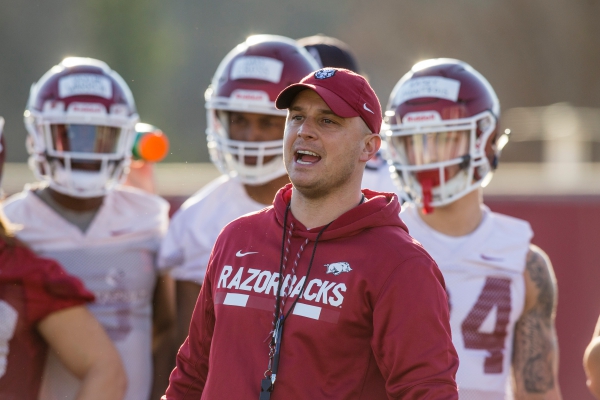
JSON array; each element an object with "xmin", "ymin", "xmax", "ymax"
[{"xmin": 82, "ymin": 0, "xmax": 189, "ymax": 161}]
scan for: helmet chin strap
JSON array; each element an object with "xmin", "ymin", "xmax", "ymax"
[
  {"xmin": 421, "ymin": 179, "xmax": 434, "ymax": 214},
  {"xmin": 414, "ymin": 155, "xmax": 475, "ymax": 213},
  {"xmin": 228, "ymin": 155, "xmax": 287, "ymax": 185},
  {"xmin": 50, "ymin": 159, "xmax": 117, "ymax": 198},
  {"xmin": 416, "ymin": 170, "xmax": 439, "ymax": 215}
]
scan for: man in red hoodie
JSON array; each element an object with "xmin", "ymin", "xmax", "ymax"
[{"xmin": 164, "ymin": 68, "xmax": 459, "ymax": 399}]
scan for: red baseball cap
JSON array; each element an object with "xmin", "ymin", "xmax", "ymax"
[{"xmin": 275, "ymin": 68, "xmax": 382, "ymax": 134}]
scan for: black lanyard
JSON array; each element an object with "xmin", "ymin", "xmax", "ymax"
[
  {"xmin": 259, "ymin": 204, "xmax": 331, "ymax": 400},
  {"xmin": 259, "ymin": 194, "xmax": 364, "ymax": 399}
]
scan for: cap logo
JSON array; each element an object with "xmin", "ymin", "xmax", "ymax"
[
  {"xmin": 314, "ymin": 68, "xmax": 336, "ymax": 80},
  {"xmin": 363, "ymin": 103, "xmax": 374, "ymax": 114}
]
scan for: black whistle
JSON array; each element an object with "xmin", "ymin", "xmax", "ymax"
[{"xmin": 259, "ymin": 378, "xmax": 273, "ymax": 400}]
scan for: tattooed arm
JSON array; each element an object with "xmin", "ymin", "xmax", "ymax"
[
  {"xmin": 584, "ymin": 315, "xmax": 600, "ymax": 399},
  {"xmin": 512, "ymin": 245, "xmax": 562, "ymax": 399}
]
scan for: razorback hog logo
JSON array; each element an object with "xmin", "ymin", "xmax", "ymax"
[
  {"xmin": 314, "ymin": 68, "xmax": 336, "ymax": 79},
  {"xmin": 325, "ymin": 262, "xmax": 352, "ymax": 276}
]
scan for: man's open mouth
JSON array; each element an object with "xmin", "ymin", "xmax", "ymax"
[{"xmin": 295, "ymin": 150, "xmax": 322, "ymax": 165}]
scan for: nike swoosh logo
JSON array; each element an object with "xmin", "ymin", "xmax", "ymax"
[
  {"xmin": 236, "ymin": 250, "xmax": 258, "ymax": 257},
  {"xmin": 480, "ymin": 254, "xmax": 504, "ymax": 262},
  {"xmin": 363, "ymin": 103, "xmax": 374, "ymax": 114},
  {"xmin": 110, "ymin": 228, "xmax": 132, "ymax": 236}
]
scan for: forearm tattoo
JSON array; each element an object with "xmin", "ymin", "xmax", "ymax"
[{"xmin": 513, "ymin": 249, "xmax": 557, "ymax": 393}]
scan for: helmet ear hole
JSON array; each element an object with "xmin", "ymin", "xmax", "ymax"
[
  {"xmin": 491, "ymin": 155, "xmax": 499, "ymax": 170},
  {"xmin": 484, "ymin": 130, "xmax": 504, "ymax": 171}
]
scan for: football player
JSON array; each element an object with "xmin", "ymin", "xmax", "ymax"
[
  {"xmin": 2, "ymin": 58, "xmax": 175, "ymax": 400},
  {"xmin": 382, "ymin": 59, "xmax": 562, "ymax": 399},
  {"xmin": 0, "ymin": 116, "xmax": 127, "ymax": 399},
  {"xmin": 158, "ymin": 35, "xmax": 319, "ymax": 345}
]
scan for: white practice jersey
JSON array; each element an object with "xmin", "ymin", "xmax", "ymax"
[
  {"xmin": 401, "ymin": 203, "xmax": 532, "ymax": 400},
  {"xmin": 2, "ymin": 185, "xmax": 169, "ymax": 400},
  {"xmin": 158, "ymin": 175, "xmax": 266, "ymax": 283}
]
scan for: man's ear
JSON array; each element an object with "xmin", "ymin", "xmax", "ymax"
[{"xmin": 359, "ymin": 134, "xmax": 381, "ymax": 163}]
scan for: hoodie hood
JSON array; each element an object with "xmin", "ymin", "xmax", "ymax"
[{"xmin": 274, "ymin": 184, "xmax": 407, "ymax": 241}]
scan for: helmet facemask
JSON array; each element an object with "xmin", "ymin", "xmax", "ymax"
[
  {"xmin": 206, "ymin": 102, "xmax": 287, "ymax": 186},
  {"xmin": 25, "ymin": 103, "xmax": 137, "ymax": 198},
  {"xmin": 386, "ymin": 110, "xmax": 497, "ymax": 213}
]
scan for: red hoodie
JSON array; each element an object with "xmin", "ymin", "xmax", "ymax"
[{"xmin": 164, "ymin": 185, "xmax": 458, "ymax": 399}]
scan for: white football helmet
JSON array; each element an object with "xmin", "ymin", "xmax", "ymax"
[
  {"xmin": 383, "ymin": 59, "xmax": 507, "ymax": 212},
  {"xmin": 205, "ymin": 35, "xmax": 319, "ymax": 185},
  {"xmin": 24, "ymin": 57, "xmax": 139, "ymax": 198}
]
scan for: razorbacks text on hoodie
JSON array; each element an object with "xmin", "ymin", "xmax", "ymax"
[
  {"xmin": 217, "ymin": 266, "xmax": 347, "ymax": 304},
  {"xmin": 214, "ymin": 265, "xmax": 348, "ymax": 325},
  {"xmin": 164, "ymin": 184, "xmax": 459, "ymax": 399}
]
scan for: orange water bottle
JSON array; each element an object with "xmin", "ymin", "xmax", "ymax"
[{"xmin": 131, "ymin": 123, "xmax": 169, "ymax": 162}]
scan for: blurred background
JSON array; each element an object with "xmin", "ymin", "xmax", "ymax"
[{"xmin": 1, "ymin": 0, "xmax": 599, "ymax": 397}]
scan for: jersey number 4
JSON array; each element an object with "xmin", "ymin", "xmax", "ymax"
[{"xmin": 460, "ymin": 277, "xmax": 511, "ymax": 374}]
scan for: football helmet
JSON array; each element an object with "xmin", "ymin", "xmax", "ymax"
[
  {"xmin": 24, "ymin": 57, "xmax": 139, "ymax": 198},
  {"xmin": 205, "ymin": 34, "xmax": 319, "ymax": 185},
  {"xmin": 297, "ymin": 35, "xmax": 360, "ymax": 73},
  {"xmin": 383, "ymin": 58, "xmax": 507, "ymax": 212}
]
